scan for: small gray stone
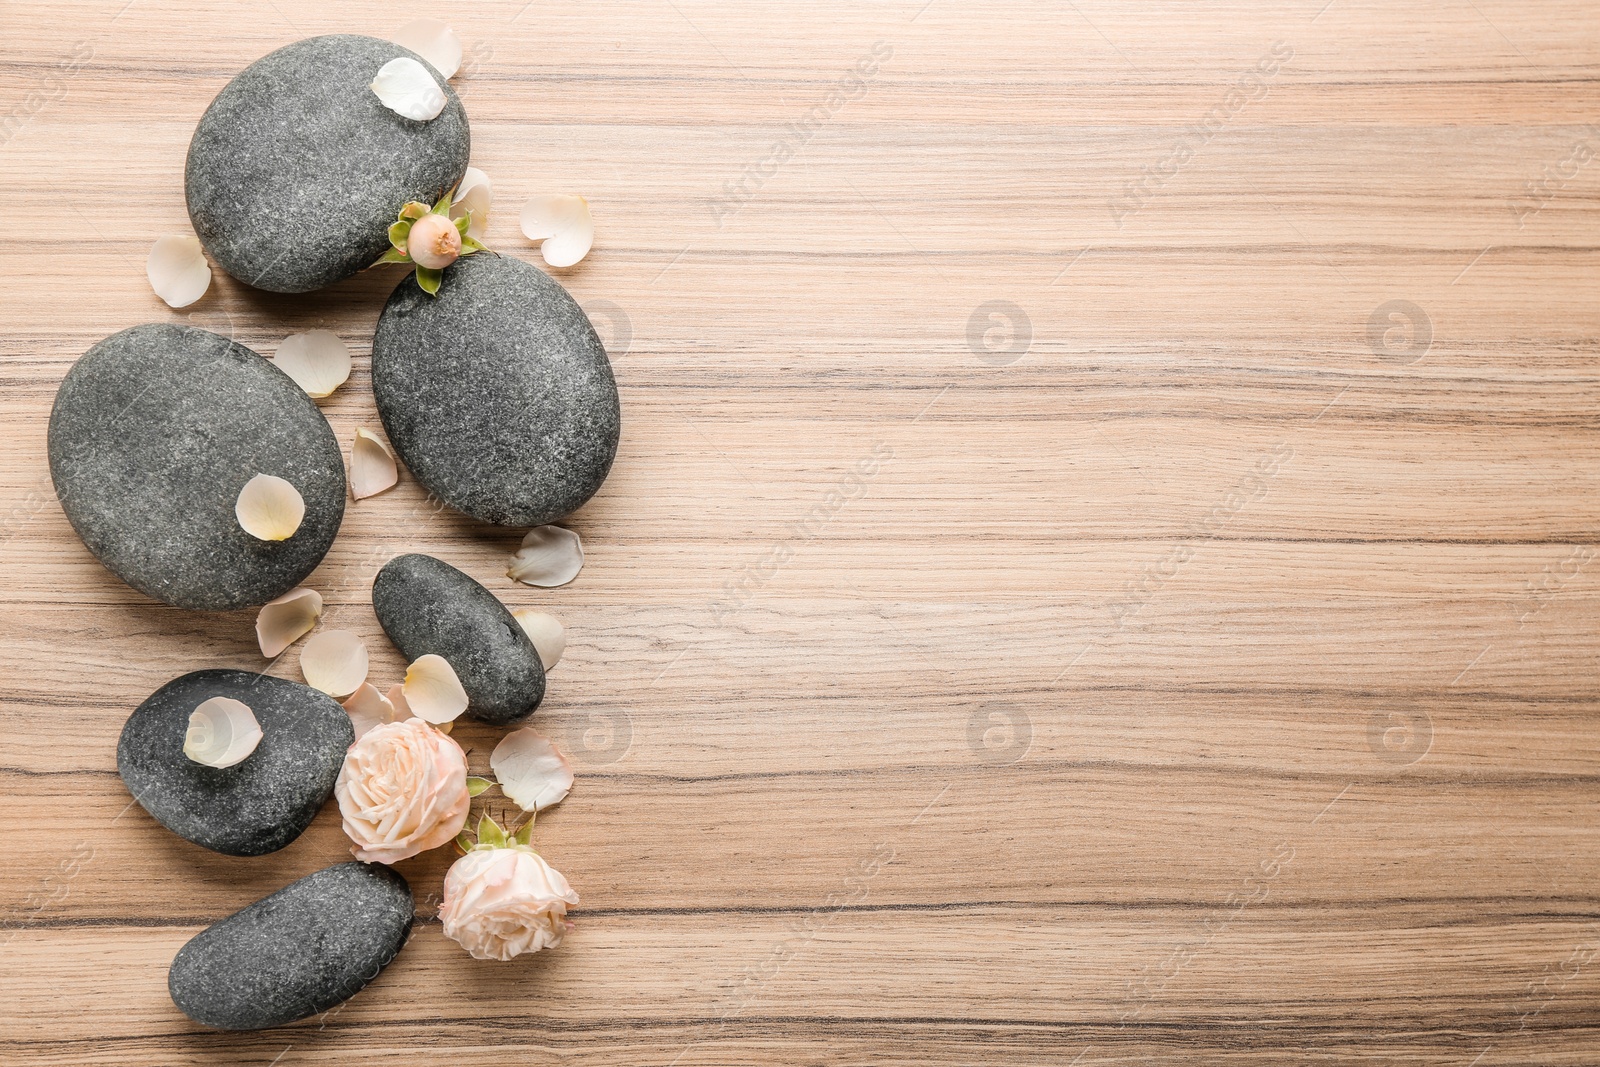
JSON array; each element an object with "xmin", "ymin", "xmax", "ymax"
[
  {"xmin": 117, "ymin": 670, "xmax": 353, "ymax": 857},
  {"xmin": 372, "ymin": 254, "xmax": 621, "ymax": 526},
  {"xmin": 372, "ymin": 553, "xmax": 544, "ymax": 725},
  {"xmin": 169, "ymin": 862, "xmax": 413, "ymax": 1030},
  {"xmin": 48, "ymin": 324, "xmax": 345, "ymax": 610},
  {"xmin": 186, "ymin": 34, "xmax": 470, "ymax": 293}
]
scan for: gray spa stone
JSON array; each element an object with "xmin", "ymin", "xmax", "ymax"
[
  {"xmin": 117, "ymin": 670, "xmax": 353, "ymax": 857},
  {"xmin": 169, "ymin": 862, "xmax": 413, "ymax": 1030},
  {"xmin": 372, "ymin": 254, "xmax": 621, "ymax": 526},
  {"xmin": 48, "ymin": 324, "xmax": 345, "ymax": 610},
  {"xmin": 186, "ymin": 34, "xmax": 470, "ymax": 293},
  {"xmin": 372, "ymin": 553, "xmax": 545, "ymax": 725}
]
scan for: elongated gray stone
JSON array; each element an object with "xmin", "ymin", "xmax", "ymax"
[
  {"xmin": 372, "ymin": 254, "xmax": 621, "ymax": 526},
  {"xmin": 372, "ymin": 553, "xmax": 544, "ymax": 725},
  {"xmin": 169, "ymin": 862, "xmax": 413, "ymax": 1030},
  {"xmin": 117, "ymin": 670, "xmax": 353, "ymax": 857},
  {"xmin": 48, "ymin": 324, "xmax": 345, "ymax": 610},
  {"xmin": 186, "ymin": 34, "xmax": 470, "ymax": 293}
]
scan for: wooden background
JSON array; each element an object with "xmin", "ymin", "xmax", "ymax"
[{"xmin": 2, "ymin": 0, "xmax": 1598, "ymax": 1063}]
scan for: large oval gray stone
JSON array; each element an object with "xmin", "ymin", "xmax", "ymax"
[
  {"xmin": 169, "ymin": 862, "xmax": 413, "ymax": 1030},
  {"xmin": 48, "ymin": 324, "xmax": 346, "ymax": 610},
  {"xmin": 117, "ymin": 670, "xmax": 354, "ymax": 857},
  {"xmin": 372, "ymin": 254, "xmax": 621, "ymax": 526},
  {"xmin": 372, "ymin": 553, "xmax": 545, "ymax": 725},
  {"xmin": 186, "ymin": 34, "xmax": 470, "ymax": 293}
]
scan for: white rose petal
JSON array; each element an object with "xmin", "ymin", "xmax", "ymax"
[
  {"xmin": 391, "ymin": 18, "xmax": 463, "ymax": 78},
  {"xmin": 371, "ymin": 57, "xmax": 447, "ymax": 121},
  {"xmin": 274, "ymin": 330, "xmax": 351, "ymax": 398},
  {"xmin": 450, "ymin": 167, "xmax": 492, "ymax": 239},
  {"xmin": 507, "ymin": 525, "xmax": 584, "ymax": 587},
  {"xmin": 236, "ymin": 474, "xmax": 305, "ymax": 541},
  {"xmin": 519, "ymin": 194, "xmax": 593, "ymax": 268},
  {"xmin": 403, "ymin": 653, "xmax": 469, "ymax": 724},
  {"xmin": 184, "ymin": 697, "xmax": 263, "ymax": 769},
  {"xmin": 342, "ymin": 682, "xmax": 399, "ymax": 740},
  {"xmin": 255, "ymin": 587, "xmax": 323, "ymax": 658},
  {"xmin": 300, "ymin": 629, "xmax": 369, "ymax": 698},
  {"xmin": 147, "ymin": 235, "xmax": 212, "ymax": 309},
  {"xmin": 490, "ymin": 729, "xmax": 574, "ymax": 812},
  {"xmin": 350, "ymin": 428, "xmax": 399, "ymax": 500},
  {"xmin": 511, "ymin": 609, "xmax": 565, "ymax": 670}
]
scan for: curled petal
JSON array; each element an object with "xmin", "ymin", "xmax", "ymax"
[
  {"xmin": 351, "ymin": 428, "xmax": 399, "ymax": 500},
  {"xmin": 391, "ymin": 18, "xmax": 463, "ymax": 78},
  {"xmin": 274, "ymin": 330, "xmax": 351, "ymax": 398},
  {"xmin": 184, "ymin": 697, "xmax": 263, "ymax": 768},
  {"xmin": 519, "ymin": 194, "xmax": 593, "ymax": 268},
  {"xmin": 342, "ymin": 682, "xmax": 399, "ymax": 740},
  {"xmin": 403, "ymin": 654, "xmax": 468, "ymax": 724},
  {"xmin": 451, "ymin": 167, "xmax": 491, "ymax": 239},
  {"xmin": 507, "ymin": 525, "xmax": 584, "ymax": 587},
  {"xmin": 236, "ymin": 474, "xmax": 305, "ymax": 541},
  {"xmin": 255, "ymin": 587, "xmax": 323, "ymax": 658},
  {"xmin": 511, "ymin": 609, "xmax": 565, "ymax": 670},
  {"xmin": 147, "ymin": 235, "xmax": 212, "ymax": 308},
  {"xmin": 386, "ymin": 683, "xmax": 414, "ymax": 720},
  {"xmin": 490, "ymin": 729, "xmax": 573, "ymax": 811},
  {"xmin": 370, "ymin": 57, "xmax": 447, "ymax": 121},
  {"xmin": 301, "ymin": 629, "xmax": 369, "ymax": 698}
]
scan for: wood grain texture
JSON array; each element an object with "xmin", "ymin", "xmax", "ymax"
[{"xmin": 2, "ymin": 0, "xmax": 1598, "ymax": 1063}]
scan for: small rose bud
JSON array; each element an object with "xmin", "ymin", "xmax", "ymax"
[{"xmin": 407, "ymin": 212, "xmax": 462, "ymax": 269}]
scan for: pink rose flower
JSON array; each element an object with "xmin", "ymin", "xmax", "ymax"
[
  {"xmin": 335, "ymin": 718, "xmax": 470, "ymax": 864},
  {"xmin": 440, "ymin": 846, "xmax": 579, "ymax": 961}
]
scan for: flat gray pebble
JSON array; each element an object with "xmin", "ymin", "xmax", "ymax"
[
  {"xmin": 372, "ymin": 553, "xmax": 545, "ymax": 725},
  {"xmin": 169, "ymin": 862, "xmax": 413, "ymax": 1030},
  {"xmin": 117, "ymin": 670, "xmax": 353, "ymax": 857},
  {"xmin": 186, "ymin": 34, "xmax": 470, "ymax": 293},
  {"xmin": 48, "ymin": 324, "xmax": 345, "ymax": 610},
  {"xmin": 372, "ymin": 254, "xmax": 621, "ymax": 526}
]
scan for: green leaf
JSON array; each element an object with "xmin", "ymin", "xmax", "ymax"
[
  {"xmin": 512, "ymin": 816, "xmax": 535, "ymax": 847},
  {"xmin": 454, "ymin": 831, "xmax": 473, "ymax": 853},
  {"xmin": 399, "ymin": 201, "xmax": 430, "ymax": 221},
  {"xmin": 432, "ymin": 188, "xmax": 454, "ymax": 215},
  {"xmin": 477, "ymin": 812, "xmax": 506, "ymax": 849},
  {"xmin": 370, "ymin": 247, "xmax": 410, "ymax": 267},
  {"xmin": 466, "ymin": 776, "xmax": 494, "ymax": 798},
  {"xmin": 415, "ymin": 266, "xmax": 443, "ymax": 296},
  {"xmin": 454, "ymin": 213, "xmax": 471, "ymax": 237},
  {"xmin": 388, "ymin": 219, "xmax": 413, "ymax": 252},
  {"xmin": 460, "ymin": 235, "xmax": 489, "ymax": 255}
]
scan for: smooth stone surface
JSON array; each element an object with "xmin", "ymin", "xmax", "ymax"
[
  {"xmin": 186, "ymin": 34, "xmax": 470, "ymax": 293},
  {"xmin": 372, "ymin": 254, "xmax": 621, "ymax": 526},
  {"xmin": 118, "ymin": 670, "xmax": 354, "ymax": 857},
  {"xmin": 48, "ymin": 324, "xmax": 345, "ymax": 610},
  {"xmin": 169, "ymin": 862, "xmax": 413, "ymax": 1030},
  {"xmin": 372, "ymin": 553, "xmax": 545, "ymax": 725}
]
